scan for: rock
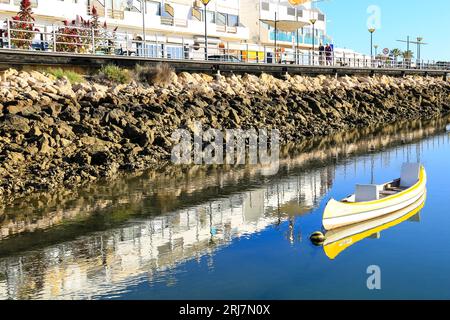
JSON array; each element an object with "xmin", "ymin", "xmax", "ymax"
[
  {"xmin": 1, "ymin": 115, "xmax": 30, "ymax": 133},
  {"xmin": 60, "ymin": 104, "xmax": 81, "ymax": 122},
  {"xmin": 42, "ymin": 103, "xmax": 62, "ymax": 117},
  {"xmin": 6, "ymin": 151, "xmax": 25, "ymax": 165},
  {"xmin": 1, "ymin": 68, "xmax": 18, "ymax": 81},
  {"xmin": 38, "ymin": 135, "xmax": 54, "ymax": 154}
]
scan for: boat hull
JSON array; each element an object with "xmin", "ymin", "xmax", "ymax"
[
  {"xmin": 323, "ymin": 192, "xmax": 426, "ymax": 259},
  {"xmin": 323, "ymin": 166, "xmax": 427, "ymax": 230}
]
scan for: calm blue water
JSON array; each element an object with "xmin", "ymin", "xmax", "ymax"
[{"xmin": 0, "ymin": 116, "xmax": 450, "ymax": 300}]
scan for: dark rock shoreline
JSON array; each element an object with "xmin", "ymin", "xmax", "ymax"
[{"xmin": 1, "ymin": 68, "xmax": 449, "ymax": 204}]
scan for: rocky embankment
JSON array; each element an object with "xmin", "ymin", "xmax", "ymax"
[{"xmin": 0, "ymin": 68, "xmax": 449, "ymax": 203}]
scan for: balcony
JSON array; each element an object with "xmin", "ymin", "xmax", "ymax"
[
  {"xmin": 159, "ymin": 17, "xmax": 188, "ymax": 27},
  {"xmin": 216, "ymin": 24, "xmax": 239, "ymax": 34},
  {"xmin": 108, "ymin": 9, "xmax": 124, "ymax": 20}
]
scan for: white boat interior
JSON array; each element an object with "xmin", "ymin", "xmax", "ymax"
[{"xmin": 341, "ymin": 163, "xmax": 421, "ymax": 203}]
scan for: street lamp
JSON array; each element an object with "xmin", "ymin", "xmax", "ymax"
[
  {"xmin": 310, "ymin": 18, "xmax": 317, "ymax": 51},
  {"xmin": 201, "ymin": 0, "xmax": 211, "ymax": 60},
  {"xmin": 374, "ymin": 44, "xmax": 378, "ymax": 56},
  {"xmin": 368, "ymin": 28, "xmax": 375, "ymax": 57},
  {"xmin": 417, "ymin": 37, "xmax": 423, "ymax": 61},
  {"xmin": 310, "ymin": 18, "xmax": 317, "ymax": 65}
]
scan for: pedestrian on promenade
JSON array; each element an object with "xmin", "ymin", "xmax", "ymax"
[
  {"xmin": 319, "ymin": 42, "xmax": 325, "ymax": 65},
  {"xmin": 325, "ymin": 43, "xmax": 332, "ymax": 66}
]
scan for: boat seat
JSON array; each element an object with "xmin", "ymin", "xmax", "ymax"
[
  {"xmin": 400, "ymin": 163, "xmax": 421, "ymax": 188},
  {"xmin": 355, "ymin": 184, "xmax": 380, "ymax": 202},
  {"xmin": 379, "ymin": 190, "xmax": 398, "ymax": 196}
]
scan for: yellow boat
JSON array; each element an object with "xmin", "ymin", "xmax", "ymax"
[
  {"xmin": 323, "ymin": 163, "xmax": 427, "ymax": 231},
  {"xmin": 323, "ymin": 192, "xmax": 426, "ymax": 260}
]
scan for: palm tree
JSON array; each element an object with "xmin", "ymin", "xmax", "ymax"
[
  {"xmin": 401, "ymin": 50, "xmax": 414, "ymax": 68},
  {"xmin": 402, "ymin": 50, "xmax": 414, "ymax": 60},
  {"xmin": 390, "ymin": 48, "xmax": 402, "ymax": 61}
]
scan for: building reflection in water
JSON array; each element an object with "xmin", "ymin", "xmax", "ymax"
[
  {"xmin": 0, "ymin": 115, "xmax": 449, "ymax": 299},
  {"xmin": 0, "ymin": 169, "xmax": 331, "ymax": 299}
]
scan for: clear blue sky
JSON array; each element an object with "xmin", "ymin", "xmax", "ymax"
[{"xmin": 316, "ymin": 0, "xmax": 450, "ymax": 61}]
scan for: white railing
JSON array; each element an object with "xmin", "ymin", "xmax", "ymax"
[{"xmin": 0, "ymin": 19, "xmax": 449, "ymax": 71}]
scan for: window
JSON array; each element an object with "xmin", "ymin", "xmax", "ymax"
[
  {"xmin": 261, "ymin": 1, "xmax": 269, "ymax": 11},
  {"xmin": 287, "ymin": 7, "xmax": 295, "ymax": 16},
  {"xmin": 318, "ymin": 13, "xmax": 325, "ymax": 21},
  {"xmin": 146, "ymin": 1, "xmax": 161, "ymax": 15},
  {"xmin": 203, "ymin": 10, "xmax": 215, "ymax": 23},
  {"xmin": 216, "ymin": 12, "xmax": 226, "ymax": 26},
  {"xmin": 227, "ymin": 14, "xmax": 238, "ymax": 27},
  {"xmin": 297, "ymin": 9, "xmax": 303, "ymax": 17}
]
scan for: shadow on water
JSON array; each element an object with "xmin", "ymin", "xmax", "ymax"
[{"xmin": 0, "ymin": 115, "xmax": 449, "ymax": 299}]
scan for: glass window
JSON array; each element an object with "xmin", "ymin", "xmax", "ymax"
[
  {"xmin": 318, "ymin": 13, "xmax": 325, "ymax": 21},
  {"xmin": 287, "ymin": 7, "xmax": 295, "ymax": 16},
  {"xmin": 205, "ymin": 10, "xmax": 215, "ymax": 23},
  {"xmin": 216, "ymin": 12, "xmax": 226, "ymax": 26},
  {"xmin": 261, "ymin": 1, "xmax": 269, "ymax": 11},
  {"xmin": 227, "ymin": 14, "xmax": 238, "ymax": 27}
]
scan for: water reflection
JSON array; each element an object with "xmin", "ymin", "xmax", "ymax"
[
  {"xmin": 0, "ymin": 115, "xmax": 449, "ymax": 299},
  {"xmin": 0, "ymin": 170, "xmax": 331, "ymax": 299},
  {"xmin": 323, "ymin": 193, "xmax": 426, "ymax": 260}
]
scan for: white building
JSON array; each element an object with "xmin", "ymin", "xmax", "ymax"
[
  {"xmin": 239, "ymin": 0, "xmax": 331, "ymax": 62},
  {"xmin": 0, "ymin": 0, "xmax": 249, "ymax": 58}
]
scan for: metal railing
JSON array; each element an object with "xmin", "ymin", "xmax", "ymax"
[{"xmin": 0, "ymin": 19, "xmax": 449, "ymax": 71}]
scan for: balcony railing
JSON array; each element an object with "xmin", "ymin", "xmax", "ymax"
[
  {"xmin": 107, "ymin": 9, "xmax": 124, "ymax": 20},
  {"xmin": 0, "ymin": 19, "xmax": 448, "ymax": 72},
  {"xmin": 216, "ymin": 25, "xmax": 239, "ymax": 33},
  {"xmin": 160, "ymin": 17, "xmax": 173, "ymax": 26}
]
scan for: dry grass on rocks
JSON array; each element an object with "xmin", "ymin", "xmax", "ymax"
[{"xmin": 134, "ymin": 63, "xmax": 174, "ymax": 86}]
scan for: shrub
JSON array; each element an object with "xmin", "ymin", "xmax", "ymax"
[
  {"xmin": 8, "ymin": 0, "xmax": 39, "ymax": 49},
  {"xmin": 54, "ymin": 6, "xmax": 115, "ymax": 53},
  {"xmin": 96, "ymin": 64, "xmax": 131, "ymax": 84},
  {"xmin": 134, "ymin": 63, "xmax": 174, "ymax": 86},
  {"xmin": 46, "ymin": 67, "xmax": 85, "ymax": 83}
]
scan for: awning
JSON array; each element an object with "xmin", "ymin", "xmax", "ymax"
[
  {"xmin": 192, "ymin": 7, "xmax": 202, "ymax": 21},
  {"xmin": 165, "ymin": 3, "xmax": 174, "ymax": 17},
  {"xmin": 259, "ymin": 19, "xmax": 310, "ymax": 32}
]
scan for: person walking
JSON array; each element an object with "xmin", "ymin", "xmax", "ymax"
[
  {"xmin": 325, "ymin": 43, "xmax": 332, "ymax": 66},
  {"xmin": 319, "ymin": 42, "xmax": 325, "ymax": 65}
]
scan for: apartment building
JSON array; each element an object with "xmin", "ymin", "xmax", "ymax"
[
  {"xmin": 240, "ymin": 0, "xmax": 331, "ymax": 61},
  {"xmin": 0, "ymin": 0, "xmax": 334, "ymax": 62},
  {"xmin": 0, "ymin": 0, "xmax": 249, "ymax": 58}
]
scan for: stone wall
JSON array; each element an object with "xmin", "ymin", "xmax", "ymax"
[{"xmin": 1, "ymin": 68, "xmax": 449, "ymax": 203}]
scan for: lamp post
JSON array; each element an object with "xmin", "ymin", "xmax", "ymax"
[
  {"xmin": 141, "ymin": 0, "xmax": 146, "ymax": 55},
  {"xmin": 374, "ymin": 44, "xmax": 378, "ymax": 56},
  {"xmin": 368, "ymin": 28, "xmax": 375, "ymax": 57},
  {"xmin": 309, "ymin": 18, "xmax": 317, "ymax": 65},
  {"xmin": 417, "ymin": 37, "xmax": 423, "ymax": 62},
  {"xmin": 201, "ymin": 0, "xmax": 211, "ymax": 61}
]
